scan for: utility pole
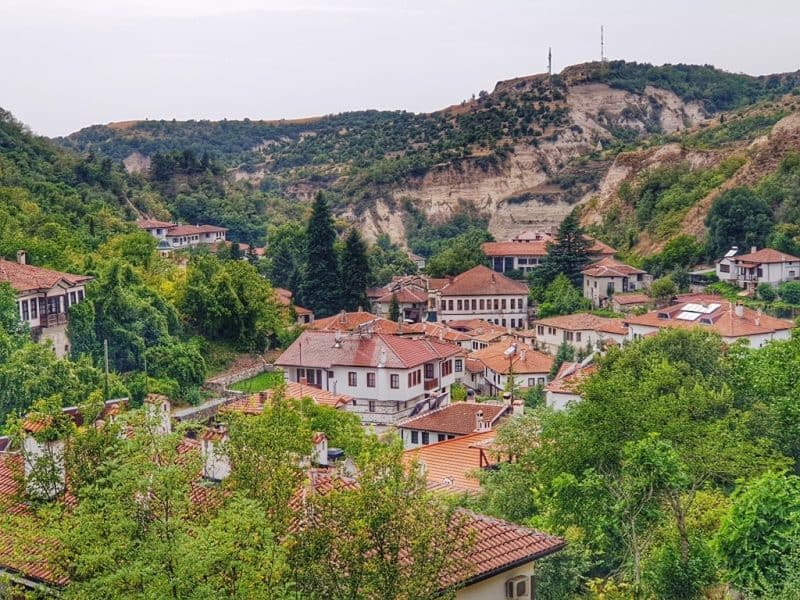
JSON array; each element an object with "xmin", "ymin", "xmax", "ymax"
[
  {"xmin": 103, "ymin": 338, "xmax": 109, "ymax": 401},
  {"xmin": 601, "ymin": 25, "xmax": 606, "ymax": 63},
  {"xmin": 548, "ymin": 46, "xmax": 552, "ymax": 77}
]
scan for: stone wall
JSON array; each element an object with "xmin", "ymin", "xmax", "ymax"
[{"xmin": 205, "ymin": 361, "xmax": 277, "ymax": 394}]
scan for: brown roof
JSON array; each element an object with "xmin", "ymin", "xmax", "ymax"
[
  {"xmin": 624, "ymin": 297, "xmax": 796, "ymax": 338},
  {"xmin": 376, "ymin": 288, "xmax": 428, "ymax": 304},
  {"xmin": 533, "ymin": 313, "xmax": 629, "ymax": 335},
  {"xmin": 612, "ymin": 293, "xmax": 650, "ymax": 306},
  {"xmin": 135, "ymin": 218, "xmax": 175, "ymax": 229},
  {"xmin": 166, "ymin": 224, "xmax": 228, "ymax": 237},
  {"xmin": 311, "ymin": 311, "xmax": 400, "ymax": 334},
  {"xmin": 481, "ymin": 238, "xmax": 616, "ymax": 258},
  {"xmin": 471, "ymin": 340, "xmax": 553, "ymax": 376},
  {"xmin": 0, "ymin": 259, "xmax": 91, "ymax": 294},
  {"xmin": 404, "ymin": 430, "xmax": 498, "ymax": 492},
  {"xmin": 546, "ymin": 362, "xmax": 598, "ymax": 395},
  {"xmin": 733, "ymin": 248, "xmax": 800, "ymax": 265},
  {"xmin": 446, "ymin": 319, "xmax": 507, "ymax": 334},
  {"xmin": 465, "ymin": 357, "xmax": 485, "ymax": 374},
  {"xmin": 401, "ymin": 322, "xmax": 471, "ymax": 343},
  {"xmin": 276, "ymin": 331, "xmax": 461, "ymax": 370},
  {"xmin": 582, "ymin": 256, "xmax": 646, "ymax": 278},
  {"xmin": 222, "ymin": 382, "xmax": 353, "ymax": 412},
  {"xmin": 427, "ymin": 277, "xmax": 452, "ymax": 291},
  {"xmin": 398, "ymin": 402, "xmax": 509, "ymax": 435},
  {"xmin": 440, "ymin": 265, "xmax": 528, "ymax": 297}
]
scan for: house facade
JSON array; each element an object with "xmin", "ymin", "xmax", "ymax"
[
  {"xmin": 136, "ymin": 219, "xmax": 228, "ymax": 250},
  {"xmin": 437, "ymin": 265, "xmax": 529, "ymax": 329},
  {"xmin": 532, "ymin": 313, "xmax": 629, "ymax": 354},
  {"xmin": 0, "ymin": 252, "xmax": 92, "ymax": 358},
  {"xmin": 470, "ymin": 340, "xmax": 553, "ymax": 396},
  {"xmin": 397, "ymin": 402, "xmax": 509, "ymax": 449},
  {"xmin": 582, "ymin": 257, "xmax": 650, "ymax": 308},
  {"xmin": 482, "ymin": 233, "xmax": 616, "ymax": 275},
  {"xmin": 275, "ymin": 330, "xmax": 461, "ymax": 428},
  {"xmin": 729, "ymin": 248, "xmax": 800, "ymax": 291},
  {"xmin": 624, "ymin": 295, "xmax": 795, "ymax": 347}
]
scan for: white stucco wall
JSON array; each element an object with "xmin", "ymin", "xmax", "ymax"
[{"xmin": 455, "ymin": 564, "xmax": 535, "ymax": 600}]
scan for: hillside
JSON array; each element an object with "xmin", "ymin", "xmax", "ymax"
[{"xmin": 55, "ymin": 61, "xmax": 800, "ymax": 248}]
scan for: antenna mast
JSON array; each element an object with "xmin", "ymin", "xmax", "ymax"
[
  {"xmin": 548, "ymin": 47, "xmax": 552, "ymax": 76},
  {"xmin": 600, "ymin": 25, "xmax": 606, "ymax": 63}
]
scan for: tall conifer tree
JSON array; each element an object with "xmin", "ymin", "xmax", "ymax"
[
  {"xmin": 536, "ymin": 211, "xmax": 593, "ymax": 288},
  {"xmin": 339, "ymin": 229, "xmax": 370, "ymax": 312},
  {"xmin": 301, "ymin": 193, "xmax": 340, "ymax": 317}
]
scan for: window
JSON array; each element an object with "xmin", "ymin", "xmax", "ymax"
[
  {"xmin": 455, "ymin": 359, "xmax": 463, "ymax": 373},
  {"xmin": 479, "ymin": 299, "xmax": 485, "ymax": 310},
  {"xmin": 719, "ymin": 263, "xmax": 730, "ymax": 273},
  {"xmin": 528, "ymin": 378, "xmax": 535, "ymax": 387},
  {"xmin": 425, "ymin": 363, "xmax": 434, "ymax": 379},
  {"xmin": 493, "ymin": 299, "xmax": 499, "ymax": 310},
  {"xmin": 30, "ymin": 298, "xmax": 37, "ymax": 319},
  {"xmin": 441, "ymin": 360, "xmax": 453, "ymax": 377},
  {"xmin": 565, "ymin": 331, "xmax": 574, "ymax": 341},
  {"xmin": 501, "ymin": 318, "xmax": 506, "ymax": 327},
  {"xmin": 538, "ymin": 377, "xmax": 546, "ymax": 385},
  {"xmin": 537, "ymin": 325, "xmax": 544, "ymax": 335},
  {"xmin": 307, "ymin": 370, "xmax": 316, "ymax": 385},
  {"xmin": 457, "ymin": 299, "xmax": 463, "ymax": 311},
  {"xmin": 348, "ymin": 372, "xmax": 357, "ymax": 387},
  {"xmin": 367, "ymin": 372, "xmax": 376, "ymax": 388},
  {"xmin": 576, "ymin": 332, "xmax": 582, "ymax": 342},
  {"xmin": 21, "ymin": 300, "xmax": 29, "ymax": 321},
  {"xmin": 448, "ymin": 300, "xmax": 454, "ymax": 311},
  {"xmin": 411, "ymin": 431, "xmax": 419, "ymax": 444},
  {"xmin": 421, "ymin": 432, "xmax": 430, "ymax": 445},
  {"xmin": 390, "ymin": 374, "xmax": 399, "ymax": 389},
  {"xmin": 368, "ymin": 400, "xmax": 375, "ymax": 412},
  {"xmin": 471, "ymin": 299, "xmax": 477, "ymax": 310},
  {"xmin": 501, "ymin": 299, "xmax": 507, "ymax": 310},
  {"xmin": 297, "ymin": 368, "xmax": 306, "ymax": 381},
  {"xmin": 438, "ymin": 434, "xmax": 446, "ymax": 442},
  {"xmin": 69, "ymin": 291, "xmax": 77, "ymax": 306},
  {"xmin": 510, "ymin": 298, "xmax": 516, "ymax": 310}
]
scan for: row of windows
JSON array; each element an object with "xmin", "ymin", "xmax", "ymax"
[
  {"xmin": 17, "ymin": 290, "xmax": 85, "ymax": 322},
  {"xmin": 410, "ymin": 430, "xmax": 455, "ymax": 445},
  {"xmin": 444, "ymin": 297, "xmax": 525, "ymax": 312}
]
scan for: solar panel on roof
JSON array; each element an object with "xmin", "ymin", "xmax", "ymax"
[
  {"xmin": 676, "ymin": 311, "xmax": 701, "ymax": 321},
  {"xmin": 683, "ymin": 303, "xmax": 720, "ymax": 314}
]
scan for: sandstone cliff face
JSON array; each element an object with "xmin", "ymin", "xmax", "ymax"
[{"xmin": 346, "ymin": 82, "xmax": 708, "ymax": 245}]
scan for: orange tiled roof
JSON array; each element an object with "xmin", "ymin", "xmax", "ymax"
[
  {"xmin": 624, "ymin": 298, "xmax": 795, "ymax": 338},
  {"xmin": 441, "ymin": 265, "xmax": 528, "ymax": 297},
  {"xmin": 613, "ymin": 293, "xmax": 650, "ymax": 305},
  {"xmin": 398, "ymin": 402, "xmax": 510, "ymax": 435},
  {"xmin": 222, "ymin": 382, "xmax": 353, "ymax": 412},
  {"xmin": 0, "ymin": 259, "xmax": 91, "ymax": 294},
  {"xmin": 166, "ymin": 224, "xmax": 228, "ymax": 237},
  {"xmin": 376, "ymin": 288, "xmax": 428, "ymax": 304},
  {"xmin": 135, "ymin": 218, "xmax": 175, "ymax": 229},
  {"xmin": 481, "ymin": 238, "xmax": 616, "ymax": 258},
  {"xmin": 533, "ymin": 313, "xmax": 629, "ymax": 335},
  {"xmin": 546, "ymin": 362, "xmax": 598, "ymax": 395},
  {"xmin": 404, "ymin": 430, "xmax": 498, "ymax": 492},
  {"xmin": 277, "ymin": 330, "xmax": 461, "ymax": 371},
  {"xmin": 401, "ymin": 322, "xmax": 471, "ymax": 343},
  {"xmin": 582, "ymin": 256, "xmax": 645, "ymax": 278},
  {"xmin": 311, "ymin": 311, "xmax": 400, "ymax": 333},
  {"xmin": 471, "ymin": 340, "xmax": 553, "ymax": 376},
  {"xmin": 733, "ymin": 248, "xmax": 800, "ymax": 265}
]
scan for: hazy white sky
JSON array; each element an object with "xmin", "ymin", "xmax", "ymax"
[{"xmin": 1, "ymin": 0, "xmax": 799, "ymax": 137}]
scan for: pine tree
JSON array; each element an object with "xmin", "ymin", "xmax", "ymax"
[
  {"xmin": 300, "ymin": 194, "xmax": 340, "ymax": 317},
  {"xmin": 339, "ymin": 229, "xmax": 370, "ymax": 312},
  {"xmin": 549, "ymin": 341, "xmax": 575, "ymax": 378},
  {"xmin": 537, "ymin": 211, "xmax": 593, "ymax": 288},
  {"xmin": 389, "ymin": 293, "xmax": 401, "ymax": 322}
]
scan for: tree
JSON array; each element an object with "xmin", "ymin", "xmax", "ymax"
[
  {"xmin": 535, "ymin": 211, "xmax": 593, "ymax": 288},
  {"xmin": 300, "ymin": 194, "xmax": 340, "ymax": 317},
  {"xmin": 716, "ymin": 472, "xmax": 800, "ymax": 596},
  {"xmin": 339, "ymin": 229, "xmax": 370, "ymax": 312},
  {"xmin": 425, "ymin": 228, "xmax": 492, "ymax": 278},
  {"xmin": 705, "ymin": 187, "xmax": 774, "ymax": 259},
  {"xmin": 549, "ymin": 341, "xmax": 575, "ymax": 378},
  {"xmin": 388, "ymin": 293, "xmax": 400, "ymax": 322},
  {"xmin": 648, "ymin": 276, "xmax": 678, "ymax": 306},
  {"xmin": 537, "ymin": 274, "xmax": 590, "ymax": 318},
  {"xmin": 778, "ymin": 281, "xmax": 800, "ymax": 305},
  {"xmin": 266, "ymin": 223, "xmax": 305, "ymax": 294}
]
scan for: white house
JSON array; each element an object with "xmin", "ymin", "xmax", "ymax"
[
  {"xmin": 623, "ymin": 294, "xmax": 795, "ymax": 347},
  {"xmin": 136, "ymin": 219, "xmax": 228, "ymax": 250},
  {"xmin": 545, "ymin": 359, "xmax": 597, "ymax": 411},
  {"xmin": 437, "ymin": 265, "xmax": 529, "ymax": 329},
  {"xmin": 275, "ymin": 330, "xmax": 461, "ymax": 428},
  {"xmin": 470, "ymin": 340, "xmax": 553, "ymax": 396},
  {"xmin": 532, "ymin": 313, "xmax": 629, "ymax": 354},
  {"xmin": 482, "ymin": 232, "xmax": 616, "ymax": 275},
  {"xmin": 0, "ymin": 252, "xmax": 92, "ymax": 358},
  {"xmin": 582, "ymin": 257, "xmax": 651, "ymax": 308},
  {"xmin": 729, "ymin": 248, "xmax": 800, "ymax": 292},
  {"xmin": 397, "ymin": 401, "xmax": 510, "ymax": 449}
]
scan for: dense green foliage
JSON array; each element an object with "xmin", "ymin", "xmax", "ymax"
[
  {"xmin": 705, "ymin": 187, "xmax": 775, "ymax": 259},
  {"xmin": 533, "ymin": 211, "xmax": 593, "ymax": 288},
  {"xmin": 537, "ymin": 274, "xmax": 590, "ymax": 319},
  {"xmin": 339, "ymin": 230, "xmax": 370, "ymax": 312},
  {"xmin": 424, "ymin": 228, "xmax": 493, "ymax": 278},
  {"xmin": 300, "ymin": 194, "xmax": 341, "ymax": 317}
]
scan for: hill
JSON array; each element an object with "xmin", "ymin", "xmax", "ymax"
[{"xmin": 57, "ymin": 61, "xmax": 800, "ymax": 247}]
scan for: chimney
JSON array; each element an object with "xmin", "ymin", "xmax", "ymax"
[
  {"xmin": 502, "ymin": 391, "xmax": 512, "ymax": 405},
  {"xmin": 512, "ymin": 399, "xmax": 525, "ymax": 417},
  {"xmin": 22, "ymin": 419, "xmax": 65, "ymax": 500},
  {"xmin": 378, "ymin": 347, "xmax": 387, "ymax": 368},
  {"xmin": 734, "ymin": 302, "xmax": 744, "ymax": 318},
  {"xmin": 466, "ymin": 388, "xmax": 476, "ymax": 403},
  {"xmin": 475, "ymin": 409, "xmax": 487, "ymax": 431},
  {"xmin": 201, "ymin": 425, "xmax": 230, "ymax": 481},
  {"xmin": 16, "ymin": 250, "xmax": 27, "ymax": 265},
  {"xmin": 751, "ymin": 246, "xmax": 757, "ymax": 254},
  {"xmin": 144, "ymin": 394, "xmax": 172, "ymax": 435},
  {"xmin": 339, "ymin": 310, "xmax": 347, "ymax": 324},
  {"xmin": 312, "ymin": 432, "xmax": 328, "ymax": 467}
]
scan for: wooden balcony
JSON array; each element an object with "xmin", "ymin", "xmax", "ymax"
[
  {"xmin": 424, "ymin": 378, "xmax": 440, "ymax": 391},
  {"xmin": 41, "ymin": 313, "xmax": 68, "ymax": 328}
]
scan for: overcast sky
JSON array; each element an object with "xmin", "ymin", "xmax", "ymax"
[{"xmin": 2, "ymin": 0, "xmax": 799, "ymax": 137}]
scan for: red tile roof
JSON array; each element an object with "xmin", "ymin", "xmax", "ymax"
[
  {"xmin": 135, "ymin": 218, "xmax": 175, "ymax": 229},
  {"xmin": 404, "ymin": 430, "xmax": 498, "ymax": 492},
  {"xmin": 533, "ymin": 313, "xmax": 629, "ymax": 335},
  {"xmin": 401, "ymin": 322, "xmax": 471, "ymax": 343},
  {"xmin": 733, "ymin": 248, "xmax": 800, "ymax": 265},
  {"xmin": 471, "ymin": 340, "xmax": 553, "ymax": 376},
  {"xmin": 398, "ymin": 402, "xmax": 510, "ymax": 435},
  {"xmin": 311, "ymin": 311, "xmax": 400, "ymax": 333},
  {"xmin": 624, "ymin": 298, "xmax": 795, "ymax": 338},
  {"xmin": 440, "ymin": 265, "xmax": 528, "ymax": 297},
  {"xmin": 612, "ymin": 293, "xmax": 650, "ymax": 306},
  {"xmin": 276, "ymin": 331, "xmax": 461, "ymax": 371},
  {"xmin": 546, "ymin": 362, "xmax": 598, "ymax": 395},
  {"xmin": 166, "ymin": 224, "xmax": 228, "ymax": 237},
  {"xmin": 582, "ymin": 256, "xmax": 645, "ymax": 277},
  {"xmin": 222, "ymin": 382, "xmax": 353, "ymax": 412},
  {"xmin": 0, "ymin": 259, "xmax": 91, "ymax": 294},
  {"xmin": 376, "ymin": 288, "xmax": 428, "ymax": 304}
]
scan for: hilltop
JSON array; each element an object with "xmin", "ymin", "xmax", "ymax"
[{"xmin": 57, "ymin": 61, "xmax": 800, "ymax": 247}]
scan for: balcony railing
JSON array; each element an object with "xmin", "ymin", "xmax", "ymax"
[{"xmin": 42, "ymin": 313, "xmax": 68, "ymax": 328}]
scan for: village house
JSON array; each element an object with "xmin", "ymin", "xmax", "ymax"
[
  {"xmin": 395, "ymin": 321, "xmax": 474, "ymax": 351},
  {"xmin": 136, "ymin": 219, "xmax": 228, "ymax": 250},
  {"xmin": 582, "ymin": 257, "xmax": 651, "ymax": 308},
  {"xmin": 623, "ymin": 294, "xmax": 795, "ymax": 347},
  {"xmin": 275, "ymin": 330, "xmax": 462, "ymax": 428},
  {"xmin": 716, "ymin": 246, "xmax": 800, "ymax": 292},
  {"xmin": 532, "ymin": 313, "xmax": 629, "ymax": 354},
  {"xmin": 470, "ymin": 340, "xmax": 553, "ymax": 396},
  {"xmin": 445, "ymin": 318, "xmax": 510, "ymax": 350},
  {"xmin": 0, "ymin": 252, "xmax": 92, "ymax": 358},
  {"xmin": 397, "ymin": 401, "xmax": 511, "ymax": 449},
  {"xmin": 310, "ymin": 309, "xmax": 400, "ymax": 334},
  {"xmin": 274, "ymin": 287, "xmax": 314, "ymax": 326},
  {"xmin": 367, "ymin": 274, "xmax": 450, "ymax": 323},
  {"xmin": 481, "ymin": 230, "xmax": 616, "ymax": 275},
  {"xmin": 545, "ymin": 359, "xmax": 597, "ymax": 411},
  {"xmin": 436, "ymin": 265, "xmax": 529, "ymax": 329}
]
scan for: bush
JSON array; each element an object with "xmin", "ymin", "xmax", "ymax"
[
  {"xmin": 758, "ymin": 283, "xmax": 777, "ymax": 302},
  {"xmin": 778, "ymin": 281, "xmax": 800, "ymax": 305}
]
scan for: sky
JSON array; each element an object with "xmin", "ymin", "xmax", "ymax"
[{"xmin": 1, "ymin": 0, "xmax": 799, "ymax": 137}]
